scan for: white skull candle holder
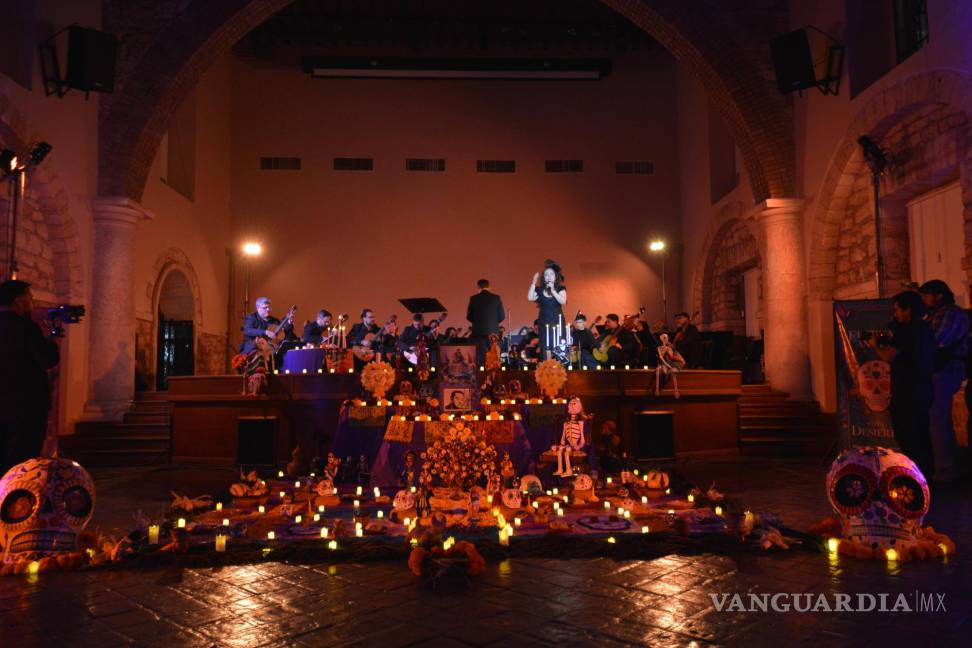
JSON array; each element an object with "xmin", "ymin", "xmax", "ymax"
[
  {"xmin": 827, "ymin": 446, "xmax": 929, "ymax": 550},
  {"xmin": 0, "ymin": 457, "xmax": 96, "ymax": 563}
]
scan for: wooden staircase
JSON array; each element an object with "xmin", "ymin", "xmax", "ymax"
[
  {"xmin": 61, "ymin": 391, "xmax": 171, "ymax": 467},
  {"xmin": 738, "ymin": 384, "xmax": 837, "ymax": 457}
]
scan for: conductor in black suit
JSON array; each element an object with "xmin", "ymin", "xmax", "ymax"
[{"xmin": 466, "ymin": 279, "xmax": 505, "ymax": 365}]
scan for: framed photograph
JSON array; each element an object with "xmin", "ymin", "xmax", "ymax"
[
  {"xmin": 439, "ymin": 344, "xmax": 477, "ymax": 382},
  {"xmin": 441, "ymin": 385, "xmax": 473, "ymax": 412}
]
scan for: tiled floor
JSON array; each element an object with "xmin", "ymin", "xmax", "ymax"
[{"xmin": 1, "ymin": 458, "xmax": 969, "ymax": 647}]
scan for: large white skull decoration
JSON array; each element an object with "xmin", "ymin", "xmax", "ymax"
[
  {"xmin": 0, "ymin": 457, "xmax": 95, "ymax": 562},
  {"xmin": 827, "ymin": 446, "xmax": 929, "ymax": 549},
  {"xmin": 857, "ymin": 360, "xmax": 891, "ymax": 412},
  {"xmin": 392, "ymin": 489, "xmax": 416, "ymax": 511}
]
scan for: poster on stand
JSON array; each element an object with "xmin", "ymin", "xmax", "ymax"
[{"xmin": 833, "ymin": 299, "xmax": 897, "ymax": 450}]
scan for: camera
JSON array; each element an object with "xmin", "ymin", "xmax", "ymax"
[{"xmin": 47, "ymin": 304, "xmax": 85, "ymax": 337}]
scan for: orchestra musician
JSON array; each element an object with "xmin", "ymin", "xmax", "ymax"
[
  {"xmin": 302, "ymin": 309, "xmax": 333, "ymax": 346},
  {"xmin": 595, "ymin": 314, "xmax": 638, "ymax": 366},
  {"xmin": 399, "ymin": 312, "xmax": 439, "ymax": 363},
  {"xmin": 348, "ymin": 309, "xmax": 380, "ymax": 371},
  {"xmin": 571, "ymin": 313, "xmax": 598, "ymax": 369},
  {"xmin": 527, "ymin": 259, "xmax": 567, "ymax": 359},
  {"xmin": 673, "ymin": 311, "xmax": 703, "ymax": 368},
  {"xmin": 241, "ymin": 297, "xmax": 294, "ymax": 356}
]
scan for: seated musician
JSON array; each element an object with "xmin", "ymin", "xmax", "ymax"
[
  {"xmin": 348, "ymin": 309, "xmax": 380, "ymax": 371},
  {"xmin": 302, "ymin": 309, "xmax": 333, "ymax": 346},
  {"xmin": 519, "ymin": 333, "xmax": 541, "ymax": 367},
  {"xmin": 398, "ymin": 313, "xmax": 430, "ymax": 359},
  {"xmin": 571, "ymin": 313, "xmax": 598, "ymax": 369},
  {"xmin": 596, "ymin": 314, "xmax": 637, "ymax": 366},
  {"xmin": 380, "ymin": 318, "xmax": 399, "ymax": 367},
  {"xmin": 673, "ymin": 312, "xmax": 703, "ymax": 368},
  {"xmin": 240, "ymin": 297, "xmax": 292, "ymax": 355},
  {"xmin": 634, "ymin": 320, "xmax": 659, "ymax": 367}
]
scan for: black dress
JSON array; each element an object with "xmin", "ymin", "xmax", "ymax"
[
  {"xmin": 889, "ymin": 320, "xmax": 934, "ymax": 475},
  {"xmin": 536, "ymin": 290, "xmax": 564, "ymax": 353}
]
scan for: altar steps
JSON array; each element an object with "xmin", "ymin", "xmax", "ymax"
[
  {"xmin": 62, "ymin": 392, "xmax": 171, "ymax": 467},
  {"xmin": 738, "ymin": 385, "xmax": 836, "ymax": 457}
]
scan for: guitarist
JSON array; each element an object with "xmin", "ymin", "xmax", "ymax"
[
  {"xmin": 348, "ymin": 309, "xmax": 380, "ymax": 371},
  {"xmin": 673, "ymin": 311, "xmax": 703, "ymax": 368},
  {"xmin": 241, "ymin": 297, "xmax": 294, "ymax": 356},
  {"xmin": 595, "ymin": 314, "xmax": 637, "ymax": 366}
]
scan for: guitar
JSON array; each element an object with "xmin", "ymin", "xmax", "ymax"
[
  {"xmin": 403, "ymin": 312, "xmax": 448, "ymax": 365},
  {"xmin": 353, "ymin": 315, "xmax": 397, "ymax": 362},
  {"xmin": 592, "ymin": 309, "xmax": 643, "ymax": 364},
  {"xmin": 268, "ymin": 305, "xmax": 298, "ymax": 353}
]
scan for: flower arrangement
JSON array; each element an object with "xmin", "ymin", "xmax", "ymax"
[
  {"xmin": 231, "ymin": 353, "xmax": 248, "ymax": 374},
  {"xmin": 535, "ymin": 359, "xmax": 568, "ymax": 398},
  {"xmin": 421, "ymin": 422, "xmax": 498, "ymax": 492},
  {"xmin": 360, "ymin": 360, "xmax": 396, "ymax": 399}
]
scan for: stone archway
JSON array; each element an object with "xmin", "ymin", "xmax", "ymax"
[
  {"xmin": 99, "ymin": 0, "xmax": 793, "ymax": 204},
  {"xmin": 808, "ymin": 69, "xmax": 972, "ymax": 300},
  {"xmin": 0, "ymin": 90, "xmax": 83, "ymax": 302},
  {"xmin": 136, "ymin": 249, "xmax": 204, "ymax": 390},
  {"xmin": 694, "ymin": 202, "xmax": 761, "ymax": 335}
]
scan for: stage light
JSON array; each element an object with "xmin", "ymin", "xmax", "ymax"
[
  {"xmin": 242, "ymin": 241, "xmax": 263, "ymax": 256},
  {"xmin": 28, "ymin": 142, "xmax": 52, "ymax": 166},
  {"xmin": 0, "ymin": 149, "xmax": 17, "ymax": 175},
  {"xmin": 649, "ymin": 240, "xmax": 666, "ymax": 252}
]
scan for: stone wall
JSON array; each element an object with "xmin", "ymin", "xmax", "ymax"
[
  {"xmin": 197, "ymin": 332, "xmax": 227, "ymax": 376},
  {"xmin": 135, "ymin": 317, "xmax": 154, "ymax": 392},
  {"xmin": 701, "ymin": 218, "xmax": 759, "ymax": 335}
]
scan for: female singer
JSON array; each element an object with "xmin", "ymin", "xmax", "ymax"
[{"xmin": 527, "ymin": 259, "xmax": 567, "ymax": 359}]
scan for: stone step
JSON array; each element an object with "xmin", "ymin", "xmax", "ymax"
[
  {"xmin": 740, "ymin": 383, "xmax": 776, "ymax": 394},
  {"xmin": 131, "ymin": 401, "xmax": 170, "ymax": 413},
  {"xmin": 740, "ymin": 423, "xmax": 835, "ymax": 439},
  {"xmin": 123, "ymin": 411, "xmax": 170, "ymax": 425},
  {"xmin": 739, "ymin": 414, "xmax": 833, "ymax": 428},
  {"xmin": 739, "ymin": 436, "xmax": 837, "ymax": 457},
  {"xmin": 62, "ymin": 434, "xmax": 169, "ymax": 452},
  {"xmin": 74, "ymin": 421, "xmax": 170, "ymax": 438},
  {"xmin": 59, "ymin": 448, "xmax": 170, "ymax": 467},
  {"xmin": 738, "ymin": 393, "xmax": 792, "ymax": 405},
  {"xmin": 739, "ymin": 401, "xmax": 822, "ymax": 415},
  {"xmin": 134, "ymin": 391, "xmax": 170, "ymax": 402}
]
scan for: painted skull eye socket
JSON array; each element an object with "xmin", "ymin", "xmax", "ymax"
[
  {"xmin": 881, "ymin": 468, "xmax": 928, "ymax": 519},
  {"xmin": 830, "ymin": 464, "xmax": 876, "ymax": 515},
  {"xmin": 1, "ymin": 489, "xmax": 37, "ymax": 524},
  {"xmin": 63, "ymin": 486, "xmax": 93, "ymax": 518}
]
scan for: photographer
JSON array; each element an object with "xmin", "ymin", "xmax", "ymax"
[
  {"xmin": 0, "ymin": 280, "xmax": 60, "ymax": 473},
  {"xmin": 868, "ymin": 291, "xmax": 934, "ymax": 476}
]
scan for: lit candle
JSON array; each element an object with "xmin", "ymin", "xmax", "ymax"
[
  {"xmin": 332, "ymin": 487, "xmax": 338, "ymax": 495},
  {"xmin": 623, "ymin": 510, "xmax": 631, "ymax": 519},
  {"xmin": 314, "ymin": 513, "xmax": 321, "ymax": 522},
  {"xmin": 177, "ymin": 518, "xmax": 186, "ymax": 528},
  {"xmin": 321, "ymin": 528, "xmax": 329, "ymax": 538},
  {"xmin": 295, "ymin": 515, "xmax": 302, "ymax": 524},
  {"xmin": 328, "ymin": 540, "xmax": 338, "ymax": 550},
  {"xmin": 377, "ymin": 510, "xmax": 384, "ymax": 519},
  {"xmin": 279, "ymin": 491, "xmax": 286, "ymax": 500},
  {"xmin": 318, "ymin": 505, "xmax": 325, "ymax": 513},
  {"xmin": 356, "ymin": 486, "xmax": 363, "ymax": 496},
  {"xmin": 714, "ymin": 506, "xmax": 723, "ymax": 516},
  {"xmin": 642, "ymin": 526, "xmax": 650, "ymax": 534},
  {"xmin": 606, "ymin": 477, "xmax": 613, "ymax": 485},
  {"xmin": 403, "ymin": 517, "xmax": 411, "ymax": 527},
  {"xmin": 827, "ymin": 538, "xmax": 839, "ymax": 553},
  {"xmin": 267, "ymin": 531, "xmax": 275, "ymax": 540},
  {"xmin": 216, "ymin": 502, "xmax": 223, "ymax": 511},
  {"xmin": 222, "ymin": 518, "xmax": 230, "ymax": 527},
  {"xmin": 373, "ymin": 487, "xmax": 381, "ymax": 498},
  {"xmin": 687, "ymin": 494, "xmax": 695, "ymax": 503},
  {"xmin": 617, "ymin": 507, "xmax": 624, "ymax": 515},
  {"xmin": 295, "ymin": 481, "xmax": 301, "ymax": 488},
  {"xmin": 278, "ymin": 470, "xmax": 284, "ymax": 478},
  {"xmin": 514, "ymin": 517, "xmax": 521, "ymax": 526},
  {"xmin": 667, "ymin": 509, "xmax": 675, "ymax": 516},
  {"xmin": 641, "ymin": 496, "xmax": 648, "ymax": 504},
  {"xmin": 557, "ymin": 508, "xmax": 565, "ymax": 517},
  {"xmin": 552, "ymin": 488, "xmax": 559, "ymax": 495},
  {"xmin": 148, "ymin": 525, "xmax": 159, "ymax": 545},
  {"xmin": 499, "ymin": 528, "xmax": 510, "ymax": 547},
  {"xmin": 532, "ymin": 502, "xmax": 539, "ymax": 509},
  {"xmin": 603, "ymin": 501, "xmax": 611, "ymax": 509},
  {"xmin": 215, "ymin": 534, "xmax": 227, "ymax": 552},
  {"xmin": 258, "ymin": 505, "xmax": 265, "ymax": 514},
  {"xmin": 353, "ymin": 499, "xmax": 360, "ymax": 508},
  {"xmin": 355, "ymin": 527, "xmax": 363, "ymax": 537},
  {"xmin": 410, "ymin": 486, "xmax": 417, "ymax": 494}
]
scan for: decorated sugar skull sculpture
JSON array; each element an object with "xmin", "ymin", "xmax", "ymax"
[
  {"xmin": 857, "ymin": 360, "xmax": 891, "ymax": 412},
  {"xmin": 0, "ymin": 457, "xmax": 95, "ymax": 562},
  {"xmin": 827, "ymin": 446, "xmax": 929, "ymax": 549},
  {"xmin": 393, "ymin": 489, "xmax": 417, "ymax": 511}
]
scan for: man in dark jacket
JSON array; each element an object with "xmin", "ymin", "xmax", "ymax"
[
  {"xmin": 0, "ymin": 280, "xmax": 59, "ymax": 473},
  {"xmin": 466, "ymin": 279, "xmax": 505, "ymax": 365},
  {"xmin": 240, "ymin": 297, "xmax": 293, "ymax": 354},
  {"xmin": 673, "ymin": 312, "xmax": 703, "ymax": 368}
]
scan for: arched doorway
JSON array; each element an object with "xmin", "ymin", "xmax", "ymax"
[{"xmin": 155, "ymin": 269, "xmax": 195, "ymax": 390}]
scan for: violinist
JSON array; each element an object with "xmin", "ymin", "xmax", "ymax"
[{"xmin": 673, "ymin": 312, "xmax": 703, "ymax": 368}]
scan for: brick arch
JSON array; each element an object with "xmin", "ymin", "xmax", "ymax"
[
  {"xmin": 808, "ymin": 69, "xmax": 972, "ymax": 300},
  {"xmin": 0, "ymin": 89, "xmax": 83, "ymax": 302},
  {"xmin": 99, "ymin": 0, "xmax": 293, "ymax": 199},
  {"xmin": 101, "ymin": 0, "xmax": 792, "ymax": 204},
  {"xmin": 693, "ymin": 201, "xmax": 760, "ymax": 333},
  {"xmin": 602, "ymin": 0, "xmax": 793, "ymax": 202}
]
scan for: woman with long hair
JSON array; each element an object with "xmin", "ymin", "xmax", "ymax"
[{"xmin": 527, "ymin": 259, "xmax": 567, "ymax": 359}]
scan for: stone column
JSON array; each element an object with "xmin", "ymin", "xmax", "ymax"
[
  {"xmin": 751, "ymin": 198, "xmax": 811, "ymax": 399},
  {"xmin": 83, "ymin": 197, "xmax": 153, "ymax": 420}
]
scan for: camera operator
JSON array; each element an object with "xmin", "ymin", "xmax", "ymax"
[
  {"xmin": 867, "ymin": 291, "xmax": 934, "ymax": 477},
  {"xmin": 0, "ymin": 280, "xmax": 60, "ymax": 473}
]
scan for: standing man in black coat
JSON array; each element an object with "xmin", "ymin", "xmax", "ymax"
[
  {"xmin": 466, "ymin": 279, "xmax": 505, "ymax": 365},
  {"xmin": 0, "ymin": 280, "xmax": 59, "ymax": 473}
]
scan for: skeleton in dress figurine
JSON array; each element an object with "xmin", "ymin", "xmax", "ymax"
[
  {"xmin": 551, "ymin": 396, "xmax": 587, "ymax": 477},
  {"xmin": 655, "ymin": 333, "xmax": 685, "ymax": 399}
]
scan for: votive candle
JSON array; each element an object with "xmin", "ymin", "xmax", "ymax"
[
  {"xmin": 148, "ymin": 525, "xmax": 159, "ymax": 545},
  {"xmin": 215, "ymin": 534, "xmax": 227, "ymax": 552}
]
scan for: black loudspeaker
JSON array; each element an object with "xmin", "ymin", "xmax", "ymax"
[
  {"xmin": 65, "ymin": 26, "xmax": 117, "ymax": 93},
  {"xmin": 237, "ymin": 417, "xmax": 278, "ymax": 467},
  {"xmin": 770, "ymin": 29, "xmax": 816, "ymax": 94},
  {"xmin": 633, "ymin": 410, "xmax": 675, "ymax": 461}
]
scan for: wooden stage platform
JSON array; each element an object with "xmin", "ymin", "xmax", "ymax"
[{"xmin": 167, "ymin": 370, "xmax": 742, "ymax": 466}]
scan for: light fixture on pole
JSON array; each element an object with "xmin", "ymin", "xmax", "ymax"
[
  {"xmin": 241, "ymin": 241, "xmax": 263, "ymax": 315},
  {"xmin": 649, "ymin": 240, "xmax": 667, "ymax": 324},
  {"xmin": 2, "ymin": 142, "xmax": 52, "ymax": 280}
]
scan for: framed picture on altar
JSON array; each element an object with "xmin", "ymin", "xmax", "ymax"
[
  {"xmin": 441, "ymin": 385, "xmax": 473, "ymax": 412},
  {"xmin": 439, "ymin": 344, "xmax": 477, "ymax": 383}
]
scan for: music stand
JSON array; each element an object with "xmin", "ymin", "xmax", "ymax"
[{"xmin": 398, "ymin": 297, "xmax": 447, "ymax": 314}]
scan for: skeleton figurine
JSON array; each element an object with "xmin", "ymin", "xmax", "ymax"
[
  {"xmin": 551, "ymin": 396, "xmax": 587, "ymax": 477},
  {"xmin": 655, "ymin": 333, "xmax": 686, "ymax": 399}
]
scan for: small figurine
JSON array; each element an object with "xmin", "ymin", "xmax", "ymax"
[
  {"xmin": 418, "ymin": 465, "xmax": 433, "ymax": 514},
  {"xmin": 243, "ymin": 336, "xmax": 274, "ymax": 396},
  {"xmin": 357, "ymin": 455, "xmax": 371, "ymax": 485},
  {"xmin": 551, "ymin": 396, "xmax": 587, "ymax": 477},
  {"xmin": 324, "ymin": 452, "xmax": 342, "ymax": 482},
  {"xmin": 500, "ymin": 451, "xmax": 515, "ymax": 488},
  {"xmin": 398, "ymin": 450, "xmax": 418, "ymax": 488},
  {"xmin": 656, "ymin": 333, "xmax": 686, "ymax": 398}
]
